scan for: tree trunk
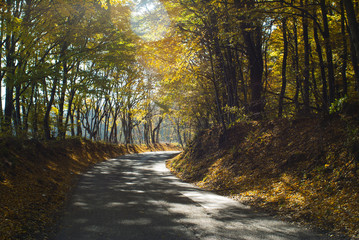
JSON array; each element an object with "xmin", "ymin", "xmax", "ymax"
[
  {"xmin": 340, "ymin": 0, "xmax": 348, "ymax": 96},
  {"xmin": 320, "ymin": 0, "xmax": 336, "ymax": 104},
  {"xmin": 313, "ymin": 20, "xmax": 328, "ymax": 113},
  {"xmin": 0, "ymin": 12, "xmax": 4, "ymax": 128},
  {"xmin": 76, "ymin": 103, "xmax": 82, "ymax": 137},
  {"xmin": 44, "ymin": 76, "xmax": 58, "ymax": 140},
  {"xmin": 206, "ymin": 39, "xmax": 226, "ymax": 129},
  {"xmin": 70, "ymin": 108, "xmax": 75, "ymax": 137},
  {"xmin": 278, "ymin": 18, "xmax": 288, "ymax": 117},
  {"xmin": 23, "ymin": 83, "xmax": 36, "ymax": 135},
  {"xmin": 343, "ymin": 0, "xmax": 359, "ymax": 81},
  {"xmin": 350, "ymin": 38, "xmax": 359, "ymax": 91},
  {"xmin": 58, "ymin": 42, "xmax": 68, "ymax": 139},
  {"xmin": 152, "ymin": 117, "xmax": 163, "ymax": 144},
  {"xmin": 242, "ymin": 25, "xmax": 264, "ymax": 119},
  {"xmin": 302, "ymin": 0, "xmax": 311, "ymax": 114},
  {"xmin": 236, "ymin": 0, "xmax": 264, "ymax": 119},
  {"xmin": 293, "ymin": 19, "xmax": 301, "ymax": 111},
  {"xmin": 4, "ymin": 33, "xmax": 16, "ymax": 133},
  {"xmin": 14, "ymin": 85, "xmax": 22, "ymax": 135},
  {"xmin": 175, "ymin": 119, "xmax": 184, "ymax": 148},
  {"xmin": 65, "ymin": 88, "xmax": 76, "ymax": 133},
  {"xmin": 236, "ymin": 51, "xmax": 248, "ymax": 111},
  {"xmin": 32, "ymin": 85, "xmax": 39, "ymax": 138}
]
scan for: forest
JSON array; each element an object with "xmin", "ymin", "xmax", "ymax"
[
  {"xmin": 1, "ymin": 0, "xmax": 359, "ymax": 238},
  {"xmin": 0, "ymin": 0, "xmax": 358, "ymax": 143}
]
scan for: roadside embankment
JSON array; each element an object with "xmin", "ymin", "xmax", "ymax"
[
  {"xmin": 167, "ymin": 117, "xmax": 359, "ymax": 239},
  {"xmin": 0, "ymin": 137, "xmax": 180, "ymax": 239}
]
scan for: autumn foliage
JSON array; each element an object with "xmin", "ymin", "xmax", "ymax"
[{"xmin": 167, "ymin": 117, "xmax": 359, "ymax": 239}]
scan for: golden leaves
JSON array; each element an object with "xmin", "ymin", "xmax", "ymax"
[{"xmin": 167, "ymin": 118, "xmax": 359, "ymax": 238}]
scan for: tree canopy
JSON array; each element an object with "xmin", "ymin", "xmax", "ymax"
[{"xmin": 0, "ymin": 0, "xmax": 358, "ymax": 144}]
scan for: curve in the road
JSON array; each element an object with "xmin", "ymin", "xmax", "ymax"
[{"xmin": 54, "ymin": 151, "xmax": 341, "ymax": 240}]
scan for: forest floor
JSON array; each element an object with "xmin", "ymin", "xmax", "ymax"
[
  {"xmin": 167, "ymin": 116, "xmax": 359, "ymax": 239},
  {"xmin": 0, "ymin": 137, "xmax": 180, "ymax": 240}
]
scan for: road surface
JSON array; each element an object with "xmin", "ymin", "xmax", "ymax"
[{"xmin": 54, "ymin": 151, "xmax": 337, "ymax": 240}]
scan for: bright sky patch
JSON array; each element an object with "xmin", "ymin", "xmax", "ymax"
[{"xmin": 130, "ymin": 0, "xmax": 171, "ymax": 41}]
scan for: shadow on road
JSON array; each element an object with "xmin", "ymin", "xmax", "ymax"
[{"xmin": 54, "ymin": 152, "xmax": 339, "ymax": 240}]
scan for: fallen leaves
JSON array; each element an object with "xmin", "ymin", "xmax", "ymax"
[
  {"xmin": 167, "ymin": 118, "xmax": 359, "ymax": 239},
  {"xmin": 0, "ymin": 138, "xmax": 181, "ymax": 240}
]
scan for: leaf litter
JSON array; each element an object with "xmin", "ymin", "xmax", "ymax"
[{"xmin": 167, "ymin": 117, "xmax": 359, "ymax": 239}]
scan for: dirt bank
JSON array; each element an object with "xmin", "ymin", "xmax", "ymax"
[
  {"xmin": 0, "ymin": 137, "xmax": 180, "ymax": 239},
  {"xmin": 167, "ymin": 117, "xmax": 359, "ymax": 239}
]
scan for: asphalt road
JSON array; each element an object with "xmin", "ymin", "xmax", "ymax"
[{"xmin": 54, "ymin": 151, "xmax": 336, "ymax": 240}]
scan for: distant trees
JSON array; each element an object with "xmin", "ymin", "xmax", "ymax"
[
  {"xmin": 0, "ymin": 0, "xmax": 134, "ymax": 140},
  {"xmin": 0, "ymin": 0, "xmax": 181, "ymax": 144}
]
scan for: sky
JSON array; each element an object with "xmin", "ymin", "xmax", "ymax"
[{"xmin": 130, "ymin": 0, "xmax": 171, "ymax": 41}]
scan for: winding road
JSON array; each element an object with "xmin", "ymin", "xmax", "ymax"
[{"xmin": 54, "ymin": 151, "xmax": 336, "ymax": 240}]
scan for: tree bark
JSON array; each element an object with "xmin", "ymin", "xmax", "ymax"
[
  {"xmin": 313, "ymin": 20, "xmax": 328, "ymax": 113},
  {"xmin": 152, "ymin": 117, "xmax": 163, "ymax": 144},
  {"xmin": 4, "ymin": 33, "xmax": 16, "ymax": 133},
  {"xmin": 320, "ymin": 0, "xmax": 336, "ymax": 103},
  {"xmin": 340, "ymin": 0, "xmax": 348, "ymax": 96},
  {"xmin": 278, "ymin": 18, "xmax": 288, "ymax": 118},
  {"xmin": 58, "ymin": 42, "xmax": 69, "ymax": 139},
  {"xmin": 44, "ymin": 76, "xmax": 58, "ymax": 140},
  {"xmin": 242, "ymin": 25, "xmax": 264, "ymax": 119},
  {"xmin": 343, "ymin": 0, "xmax": 359, "ymax": 74},
  {"xmin": 302, "ymin": 0, "xmax": 311, "ymax": 114},
  {"xmin": 293, "ymin": 19, "xmax": 301, "ymax": 111}
]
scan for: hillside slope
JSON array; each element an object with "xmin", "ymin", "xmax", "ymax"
[
  {"xmin": 167, "ymin": 117, "xmax": 359, "ymax": 239},
  {"xmin": 0, "ymin": 138, "xmax": 179, "ymax": 240}
]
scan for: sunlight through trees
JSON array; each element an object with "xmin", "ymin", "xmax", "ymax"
[{"xmin": 0, "ymin": 0, "xmax": 358, "ymax": 144}]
